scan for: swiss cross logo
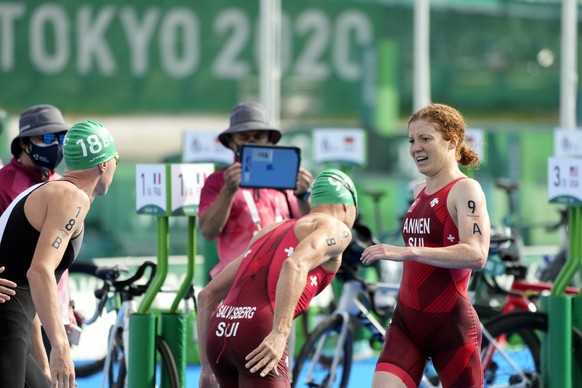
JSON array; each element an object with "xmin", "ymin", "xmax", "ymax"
[
  {"xmin": 430, "ymin": 198, "xmax": 439, "ymax": 207},
  {"xmin": 310, "ymin": 276, "xmax": 318, "ymax": 287},
  {"xmin": 447, "ymin": 235, "xmax": 456, "ymax": 243},
  {"xmin": 284, "ymin": 247, "xmax": 294, "ymax": 257}
]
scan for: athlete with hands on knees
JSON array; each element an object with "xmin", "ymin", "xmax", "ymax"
[
  {"xmin": 197, "ymin": 169, "xmax": 358, "ymax": 388},
  {"xmin": 361, "ymin": 103, "xmax": 490, "ymax": 388}
]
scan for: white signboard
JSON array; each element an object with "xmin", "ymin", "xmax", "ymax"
[
  {"xmin": 547, "ymin": 157, "xmax": 582, "ymax": 204},
  {"xmin": 313, "ymin": 128, "xmax": 366, "ymax": 166},
  {"xmin": 182, "ymin": 131, "xmax": 233, "ymax": 165},
  {"xmin": 170, "ymin": 163, "xmax": 214, "ymax": 215},
  {"xmin": 553, "ymin": 129, "xmax": 582, "ymax": 157},
  {"xmin": 465, "ymin": 128, "xmax": 485, "ymax": 163},
  {"xmin": 136, "ymin": 164, "xmax": 167, "ymax": 215}
]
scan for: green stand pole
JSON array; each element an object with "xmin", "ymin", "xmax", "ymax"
[
  {"xmin": 161, "ymin": 313, "xmax": 187, "ymax": 388},
  {"xmin": 552, "ymin": 207, "xmax": 582, "ymax": 295},
  {"xmin": 139, "ymin": 216, "xmax": 170, "ymax": 314},
  {"xmin": 128, "ymin": 216, "xmax": 169, "ymax": 387},
  {"xmin": 160, "ymin": 216, "xmax": 196, "ymax": 387},
  {"xmin": 573, "ymin": 297, "xmax": 582, "ymax": 387},
  {"xmin": 541, "ymin": 295, "xmax": 573, "ymax": 388},
  {"xmin": 128, "ymin": 314, "xmax": 157, "ymax": 387},
  {"xmin": 542, "ymin": 205, "xmax": 582, "ymax": 388},
  {"xmin": 171, "ymin": 216, "xmax": 196, "ymax": 312}
]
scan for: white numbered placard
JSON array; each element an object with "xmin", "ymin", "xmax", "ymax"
[
  {"xmin": 465, "ymin": 128, "xmax": 485, "ymax": 163},
  {"xmin": 313, "ymin": 128, "xmax": 366, "ymax": 166},
  {"xmin": 182, "ymin": 131, "xmax": 233, "ymax": 165},
  {"xmin": 553, "ymin": 129, "xmax": 582, "ymax": 157},
  {"xmin": 547, "ymin": 157, "xmax": 582, "ymax": 204},
  {"xmin": 170, "ymin": 163, "xmax": 214, "ymax": 215},
  {"xmin": 136, "ymin": 164, "xmax": 168, "ymax": 215}
]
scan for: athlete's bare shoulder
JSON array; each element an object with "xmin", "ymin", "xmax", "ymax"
[
  {"xmin": 26, "ymin": 180, "xmax": 90, "ymax": 236},
  {"xmin": 295, "ymin": 213, "xmax": 351, "ymax": 245}
]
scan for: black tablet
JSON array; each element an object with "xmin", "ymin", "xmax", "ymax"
[{"xmin": 239, "ymin": 144, "xmax": 301, "ymax": 189}]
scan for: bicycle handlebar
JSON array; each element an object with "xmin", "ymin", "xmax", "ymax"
[{"xmin": 85, "ymin": 261, "xmax": 158, "ymax": 325}]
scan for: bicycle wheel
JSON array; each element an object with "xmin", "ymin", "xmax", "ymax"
[
  {"xmin": 156, "ymin": 336, "xmax": 180, "ymax": 388},
  {"xmin": 108, "ymin": 327, "xmax": 126, "ymax": 388},
  {"xmin": 481, "ymin": 311, "xmax": 545, "ymax": 387},
  {"xmin": 292, "ymin": 314, "xmax": 353, "ymax": 388},
  {"xmin": 68, "ymin": 261, "xmax": 110, "ymax": 377}
]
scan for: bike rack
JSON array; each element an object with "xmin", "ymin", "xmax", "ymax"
[
  {"xmin": 540, "ymin": 206, "xmax": 582, "ymax": 388},
  {"xmin": 130, "ymin": 163, "xmax": 213, "ymax": 388}
]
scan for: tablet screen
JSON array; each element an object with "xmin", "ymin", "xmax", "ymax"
[{"xmin": 240, "ymin": 145, "xmax": 301, "ymax": 189}]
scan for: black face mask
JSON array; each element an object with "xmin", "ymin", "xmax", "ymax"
[{"xmin": 26, "ymin": 143, "xmax": 64, "ymax": 172}]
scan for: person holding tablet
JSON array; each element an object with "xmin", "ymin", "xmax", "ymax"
[{"xmin": 199, "ymin": 102, "xmax": 313, "ymax": 280}]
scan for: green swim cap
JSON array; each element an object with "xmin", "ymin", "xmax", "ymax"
[
  {"xmin": 310, "ymin": 169, "xmax": 358, "ymax": 210},
  {"xmin": 64, "ymin": 120, "xmax": 117, "ymax": 170}
]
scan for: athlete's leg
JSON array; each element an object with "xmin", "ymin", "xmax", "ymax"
[
  {"xmin": 374, "ymin": 320, "xmax": 426, "ymax": 388},
  {"xmin": 238, "ymin": 367, "xmax": 290, "ymax": 388},
  {"xmin": 431, "ymin": 301, "xmax": 483, "ymax": 387},
  {"xmin": 372, "ymin": 371, "xmax": 409, "ymax": 388},
  {"xmin": 25, "ymin": 353, "xmax": 50, "ymax": 388},
  {"xmin": 0, "ymin": 338, "xmax": 27, "ymax": 388}
]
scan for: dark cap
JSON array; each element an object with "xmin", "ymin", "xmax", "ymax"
[
  {"xmin": 218, "ymin": 102, "xmax": 282, "ymax": 148},
  {"xmin": 11, "ymin": 104, "xmax": 69, "ymax": 156}
]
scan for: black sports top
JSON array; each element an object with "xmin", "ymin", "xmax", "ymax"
[{"xmin": 0, "ymin": 183, "xmax": 83, "ymax": 284}]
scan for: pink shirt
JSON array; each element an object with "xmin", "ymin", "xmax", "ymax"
[
  {"xmin": 0, "ymin": 157, "xmax": 59, "ymax": 214},
  {"xmin": 199, "ymin": 166, "xmax": 301, "ymax": 278}
]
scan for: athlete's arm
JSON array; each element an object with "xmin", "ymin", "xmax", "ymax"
[
  {"xmin": 30, "ymin": 315, "xmax": 51, "ymax": 380},
  {"xmin": 361, "ymin": 178, "xmax": 490, "ymax": 270},
  {"xmin": 27, "ymin": 185, "xmax": 88, "ymax": 388},
  {"xmin": 197, "ymin": 254, "xmax": 242, "ymax": 388},
  {"xmin": 293, "ymin": 167, "xmax": 313, "ymax": 216},
  {"xmin": 244, "ymin": 217, "xmax": 352, "ymax": 377}
]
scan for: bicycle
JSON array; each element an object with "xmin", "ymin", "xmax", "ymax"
[
  {"xmin": 291, "ymin": 262, "xmax": 429, "ymax": 388},
  {"xmin": 68, "ymin": 261, "xmax": 109, "ymax": 378},
  {"xmin": 76, "ymin": 260, "xmax": 180, "ymax": 388},
  {"xmin": 471, "ymin": 233, "xmax": 579, "ymax": 322},
  {"xmin": 493, "ymin": 178, "xmax": 576, "ymax": 286},
  {"xmin": 291, "ymin": 250, "xmax": 581, "ymax": 388}
]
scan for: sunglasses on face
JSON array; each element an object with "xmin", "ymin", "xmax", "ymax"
[{"xmin": 40, "ymin": 132, "xmax": 66, "ymax": 145}]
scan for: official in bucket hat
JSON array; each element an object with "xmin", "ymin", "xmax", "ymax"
[
  {"xmin": 10, "ymin": 104, "xmax": 69, "ymax": 157},
  {"xmin": 217, "ymin": 102, "xmax": 282, "ymax": 148}
]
